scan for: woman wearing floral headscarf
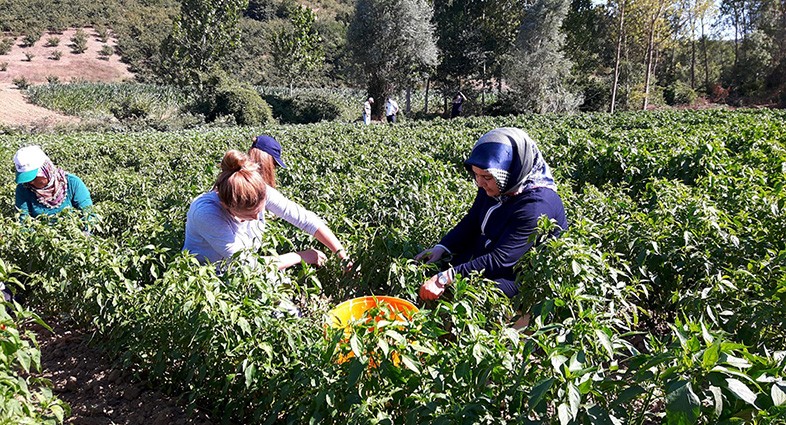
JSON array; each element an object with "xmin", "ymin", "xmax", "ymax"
[
  {"xmin": 13, "ymin": 145, "xmax": 93, "ymax": 221},
  {"xmin": 416, "ymin": 128, "xmax": 567, "ymax": 301}
]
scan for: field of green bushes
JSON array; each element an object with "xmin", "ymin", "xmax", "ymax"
[{"xmin": 0, "ymin": 109, "xmax": 785, "ymax": 423}]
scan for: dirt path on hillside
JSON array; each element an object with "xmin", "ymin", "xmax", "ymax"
[
  {"xmin": 0, "ymin": 84, "xmax": 80, "ymax": 128},
  {"xmin": 32, "ymin": 320, "xmax": 215, "ymax": 425}
]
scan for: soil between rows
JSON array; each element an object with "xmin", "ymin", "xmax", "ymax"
[{"xmin": 30, "ymin": 318, "xmax": 215, "ymax": 425}]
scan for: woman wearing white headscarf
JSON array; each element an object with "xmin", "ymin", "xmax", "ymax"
[
  {"xmin": 13, "ymin": 145, "xmax": 93, "ymax": 221},
  {"xmin": 416, "ymin": 128, "xmax": 567, "ymax": 301}
]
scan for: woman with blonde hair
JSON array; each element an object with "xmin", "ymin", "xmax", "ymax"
[
  {"xmin": 248, "ymin": 135, "xmax": 351, "ymax": 266},
  {"xmin": 184, "ymin": 149, "xmax": 334, "ymax": 270}
]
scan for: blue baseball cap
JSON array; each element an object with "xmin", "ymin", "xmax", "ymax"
[{"xmin": 251, "ymin": 135, "xmax": 287, "ymax": 168}]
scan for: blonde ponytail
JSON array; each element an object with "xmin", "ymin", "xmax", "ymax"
[{"xmin": 215, "ymin": 150, "xmax": 267, "ymax": 213}]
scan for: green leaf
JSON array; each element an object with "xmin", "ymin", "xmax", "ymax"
[
  {"xmin": 350, "ymin": 334, "xmax": 363, "ymax": 360},
  {"xmin": 384, "ymin": 330, "xmax": 406, "ymax": 344},
  {"xmin": 244, "ymin": 362, "xmax": 257, "ymax": 388},
  {"xmin": 237, "ymin": 317, "xmax": 251, "ymax": 335},
  {"xmin": 50, "ymin": 404, "xmax": 64, "ymax": 423},
  {"xmin": 586, "ymin": 405, "xmax": 615, "ymax": 425},
  {"xmin": 377, "ymin": 338, "xmax": 390, "ymax": 356},
  {"xmin": 702, "ymin": 342, "xmax": 721, "ymax": 369},
  {"xmin": 709, "ymin": 385, "xmax": 723, "ymax": 418},
  {"xmin": 557, "ymin": 402, "xmax": 571, "ymax": 425},
  {"xmin": 528, "ymin": 377, "xmax": 554, "ymax": 411},
  {"xmin": 700, "ymin": 321, "xmax": 714, "ymax": 344},
  {"xmin": 725, "ymin": 378, "xmax": 758, "ymax": 407},
  {"xmin": 400, "ymin": 355, "xmax": 420, "ymax": 374},
  {"xmin": 771, "ymin": 381, "xmax": 786, "ymax": 406},
  {"xmin": 568, "ymin": 382, "xmax": 580, "ymax": 416},
  {"xmin": 614, "ymin": 385, "xmax": 645, "ymax": 406},
  {"xmin": 665, "ymin": 380, "xmax": 700, "ymax": 425},
  {"xmin": 595, "ymin": 329, "xmax": 613, "ymax": 357}
]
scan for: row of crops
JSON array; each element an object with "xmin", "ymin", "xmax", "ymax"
[{"xmin": 0, "ymin": 109, "xmax": 785, "ymax": 423}]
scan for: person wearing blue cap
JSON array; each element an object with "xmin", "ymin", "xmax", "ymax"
[
  {"xmin": 184, "ymin": 149, "xmax": 329, "ymax": 271},
  {"xmin": 13, "ymin": 145, "xmax": 93, "ymax": 221},
  {"xmin": 248, "ymin": 135, "xmax": 352, "ymax": 268},
  {"xmin": 415, "ymin": 128, "xmax": 567, "ymax": 301}
]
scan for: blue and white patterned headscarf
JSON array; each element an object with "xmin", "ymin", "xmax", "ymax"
[{"xmin": 464, "ymin": 127, "xmax": 557, "ymax": 197}]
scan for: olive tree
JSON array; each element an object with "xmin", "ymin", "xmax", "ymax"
[
  {"xmin": 347, "ymin": 0, "xmax": 438, "ymax": 118},
  {"xmin": 506, "ymin": 0, "xmax": 582, "ymax": 113}
]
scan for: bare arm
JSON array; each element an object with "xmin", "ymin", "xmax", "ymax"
[{"xmin": 314, "ymin": 226, "xmax": 349, "ymax": 260}]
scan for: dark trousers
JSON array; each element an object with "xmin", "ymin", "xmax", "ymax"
[{"xmin": 386, "ymin": 114, "xmax": 396, "ymax": 123}]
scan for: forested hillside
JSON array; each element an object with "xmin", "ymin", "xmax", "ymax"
[{"xmin": 1, "ymin": 0, "xmax": 784, "ymax": 115}]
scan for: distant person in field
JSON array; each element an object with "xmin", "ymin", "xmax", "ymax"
[
  {"xmin": 13, "ymin": 145, "xmax": 93, "ymax": 222},
  {"xmin": 416, "ymin": 127, "xmax": 567, "ymax": 301},
  {"xmin": 450, "ymin": 91, "xmax": 467, "ymax": 119},
  {"xmin": 247, "ymin": 135, "xmax": 351, "ymax": 267},
  {"xmin": 385, "ymin": 97, "xmax": 400, "ymax": 123},
  {"xmin": 362, "ymin": 97, "xmax": 374, "ymax": 125}
]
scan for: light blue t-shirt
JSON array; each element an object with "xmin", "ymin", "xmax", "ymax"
[{"xmin": 183, "ymin": 187, "xmax": 325, "ymax": 267}]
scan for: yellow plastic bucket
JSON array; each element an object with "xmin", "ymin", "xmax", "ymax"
[
  {"xmin": 328, "ymin": 296, "xmax": 418, "ymax": 329},
  {"xmin": 327, "ymin": 296, "xmax": 419, "ymax": 366}
]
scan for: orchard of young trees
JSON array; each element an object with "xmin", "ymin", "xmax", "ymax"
[{"xmin": 1, "ymin": 0, "xmax": 785, "ymax": 113}]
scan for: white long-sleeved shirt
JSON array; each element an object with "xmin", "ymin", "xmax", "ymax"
[{"xmin": 183, "ymin": 187, "xmax": 325, "ymax": 267}]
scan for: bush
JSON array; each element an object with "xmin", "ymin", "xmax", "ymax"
[
  {"xmin": 263, "ymin": 92, "xmax": 343, "ymax": 124},
  {"xmin": 98, "ymin": 44, "xmax": 113, "ymax": 60},
  {"xmin": 45, "ymin": 36, "xmax": 60, "ymax": 47},
  {"xmin": 195, "ymin": 72, "xmax": 273, "ymax": 125},
  {"xmin": 665, "ymin": 81, "xmax": 698, "ymax": 106},
  {"xmin": 95, "ymin": 25, "xmax": 109, "ymax": 43},
  {"xmin": 486, "ymin": 91, "xmax": 524, "ymax": 116},
  {"xmin": 0, "ymin": 62, "xmax": 7, "ymax": 71},
  {"xmin": 13, "ymin": 76, "xmax": 30, "ymax": 90},
  {"xmin": 216, "ymin": 84, "xmax": 272, "ymax": 125},
  {"xmin": 24, "ymin": 51, "xmax": 34, "ymax": 61},
  {"xmin": 70, "ymin": 29, "xmax": 88, "ymax": 54},
  {"xmin": 50, "ymin": 50, "xmax": 62, "ymax": 60},
  {"xmin": 21, "ymin": 33, "xmax": 40, "ymax": 47},
  {"xmin": 0, "ymin": 38, "xmax": 13, "ymax": 55},
  {"xmin": 47, "ymin": 75, "xmax": 60, "ymax": 85},
  {"xmin": 110, "ymin": 96, "xmax": 152, "ymax": 120}
]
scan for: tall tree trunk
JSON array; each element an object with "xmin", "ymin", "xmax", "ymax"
[
  {"xmin": 611, "ymin": 0, "xmax": 626, "ymax": 113},
  {"xmin": 690, "ymin": 8, "xmax": 696, "ymax": 90},
  {"xmin": 643, "ymin": 1, "xmax": 665, "ymax": 110},
  {"xmin": 424, "ymin": 78, "xmax": 430, "ymax": 114},
  {"xmin": 701, "ymin": 16, "xmax": 710, "ymax": 90}
]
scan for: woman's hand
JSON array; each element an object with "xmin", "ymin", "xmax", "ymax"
[
  {"xmin": 298, "ymin": 249, "xmax": 327, "ymax": 267},
  {"xmin": 419, "ymin": 272, "xmax": 451, "ymax": 301},
  {"xmin": 415, "ymin": 245, "xmax": 446, "ymax": 264},
  {"xmin": 336, "ymin": 249, "xmax": 354, "ymax": 274}
]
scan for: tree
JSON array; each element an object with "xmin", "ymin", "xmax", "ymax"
[
  {"xmin": 506, "ymin": 0, "xmax": 582, "ymax": 113},
  {"xmin": 433, "ymin": 0, "xmax": 523, "ymax": 108},
  {"xmin": 346, "ymin": 0, "xmax": 438, "ymax": 118},
  {"xmin": 642, "ymin": 0, "xmax": 672, "ymax": 109},
  {"xmin": 164, "ymin": 0, "xmax": 249, "ymax": 86},
  {"xmin": 610, "ymin": 0, "xmax": 628, "ymax": 112},
  {"xmin": 270, "ymin": 6, "xmax": 325, "ymax": 95}
]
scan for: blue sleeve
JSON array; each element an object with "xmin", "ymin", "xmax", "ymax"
[
  {"xmin": 15, "ymin": 185, "xmax": 31, "ymax": 221},
  {"xmin": 452, "ymin": 206, "xmax": 540, "ymax": 279},
  {"xmin": 439, "ymin": 190, "xmax": 484, "ymax": 254},
  {"xmin": 67, "ymin": 175, "xmax": 93, "ymax": 210}
]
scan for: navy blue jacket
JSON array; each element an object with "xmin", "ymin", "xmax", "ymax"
[{"xmin": 440, "ymin": 187, "xmax": 567, "ymax": 282}]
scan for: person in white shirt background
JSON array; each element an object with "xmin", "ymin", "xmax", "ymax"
[{"xmin": 385, "ymin": 97, "xmax": 399, "ymax": 123}]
